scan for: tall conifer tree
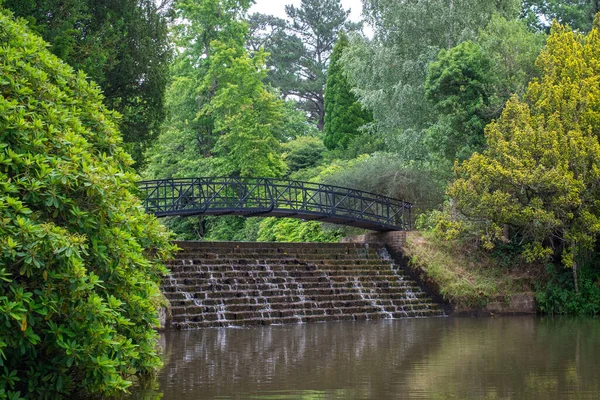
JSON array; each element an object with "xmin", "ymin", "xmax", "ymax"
[{"xmin": 323, "ymin": 31, "xmax": 372, "ymax": 150}]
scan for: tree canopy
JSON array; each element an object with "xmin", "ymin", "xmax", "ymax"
[
  {"xmin": 0, "ymin": 11, "xmax": 173, "ymax": 398},
  {"xmin": 341, "ymin": 0, "xmax": 521, "ymax": 161},
  {"xmin": 250, "ymin": 0, "xmax": 357, "ymax": 130},
  {"xmin": 448, "ymin": 18, "xmax": 600, "ymax": 291},
  {"xmin": 3, "ymin": 0, "xmax": 172, "ymax": 168}
]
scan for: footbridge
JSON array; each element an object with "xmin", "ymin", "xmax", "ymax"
[{"xmin": 136, "ymin": 177, "xmax": 412, "ymax": 231}]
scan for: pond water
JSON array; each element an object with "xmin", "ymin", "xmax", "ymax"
[{"xmin": 130, "ymin": 316, "xmax": 600, "ymax": 399}]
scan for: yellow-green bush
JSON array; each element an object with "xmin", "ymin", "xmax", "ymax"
[{"xmin": 0, "ymin": 11, "xmax": 173, "ymax": 398}]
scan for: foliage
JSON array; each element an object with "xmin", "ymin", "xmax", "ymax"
[
  {"xmin": 448, "ymin": 19, "xmax": 600, "ymax": 289},
  {"xmin": 247, "ymin": 13, "xmax": 304, "ymax": 96},
  {"xmin": 478, "ymin": 14, "xmax": 546, "ymax": 108},
  {"xmin": 201, "ymin": 41, "xmax": 286, "ymax": 177},
  {"xmin": 282, "ymin": 136, "xmax": 327, "ymax": 173},
  {"xmin": 256, "ymin": 218, "xmax": 342, "ymax": 243},
  {"xmin": 145, "ymin": 0, "xmax": 285, "ymax": 179},
  {"xmin": 0, "ymin": 12, "xmax": 174, "ymax": 398},
  {"xmin": 203, "ymin": 216, "xmax": 250, "ymax": 241},
  {"xmin": 169, "ymin": 215, "xmax": 341, "ymax": 244},
  {"xmin": 323, "ymin": 31, "xmax": 372, "ymax": 151},
  {"xmin": 522, "ymin": 0, "xmax": 600, "ymax": 32},
  {"xmin": 144, "ymin": 0, "xmax": 252, "ymax": 179},
  {"xmin": 250, "ymin": 0, "xmax": 358, "ymax": 129},
  {"xmin": 424, "ymin": 16, "xmax": 545, "ymax": 166},
  {"xmin": 425, "ymin": 41, "xmax": 491, "ymax": 163},
  {"xmin": 4, "ymin": 0, "xmax": 171, "ymax": 167},
  {"xmin": 341, "ymin": 0, "xmax": 521, "ymax": 161},
  {"xmin": 280, "ymin": 100, "xmax": 321, "ymax": 140},
  {"xmin": 536, "ymin": 263, "xmax": 600, "ymax": 315},
  {"xmin": 320, "ymin": 153, "xmax": 445, "ymax": 215}
]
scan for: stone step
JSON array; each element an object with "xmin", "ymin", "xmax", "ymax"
[
  {"xmin": 162, "ymin": 281, "xmax": 418, "ymax": 295},
  {"xmin": 166, "ymin": 259, "xmax": 390, "ymax": 269},
  {"xmin": 165, "ymin": 265, "xmax": 401, "ymax": 278},
  {"xmin": 165, "ymin": 292, "xmax": 431, "ymax": 306},
  {"xmin": 172, "ymin": 309, "xmax": 444, "ymax": 329},
  {"xmin": 170, "ymin": 304, "xmax": 441, "ymax": 323},
  {"xmin": 173, "ymin": 252, "xmax": 381, "ymax": 260},
  {"xmin": 162, "ymin": 241, "xmax": 442, "ymax": 328},
  {"xmin": 174, "ymin": 242, "xmax": 376, "ymax": 252},
  {"xmin": 170, "ymin": 298, "xmax": 439, "ymax": 314},
  {"xmin": 162, "ymin": 274, "xmax": 409, "ymax": 287},
  {"xmin": 163, "ymin": 282, "xmax": 423, "ymax": 296},
  {"xmin": 164, "ymin": 288, "xmax": 428, "ymax": 306}
]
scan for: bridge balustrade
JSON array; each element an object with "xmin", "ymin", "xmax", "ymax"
[{"xmin": 136, "ymin": 177, "xmax": 411, "ymax": 231}]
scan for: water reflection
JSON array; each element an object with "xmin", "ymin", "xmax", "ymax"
[{"xmin": 129, "ymin": 317, "xmax": 600, "ymax": 399}]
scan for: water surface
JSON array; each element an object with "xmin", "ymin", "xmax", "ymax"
[{"xmin": 131, "ymin": 317, "xmax": 600, "ymax": 399}]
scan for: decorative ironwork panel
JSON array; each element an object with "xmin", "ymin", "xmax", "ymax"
[{"xmin": 136, "ymin": 177, "xmax": 412, "ymax": 231}]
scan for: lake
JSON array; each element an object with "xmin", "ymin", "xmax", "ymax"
[{"xmin": 129, "ymin": 316, "xmax": 600, "ymax": 399}]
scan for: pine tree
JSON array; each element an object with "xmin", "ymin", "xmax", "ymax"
[{"xmin": 323, "ymin": 31, "xmax": 372, "ymax": 151}]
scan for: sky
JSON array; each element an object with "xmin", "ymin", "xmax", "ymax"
[{"xmin": 249, "ymin": 0, "xmax": 365, "ymax": 23}]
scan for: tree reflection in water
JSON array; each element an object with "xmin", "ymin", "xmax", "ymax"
[{"xmin": 126, "ymin": 317, "xmax": 600, "ymax": 399}]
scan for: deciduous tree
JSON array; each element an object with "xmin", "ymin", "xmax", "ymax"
[
  {"xmin": 448, "ymin": 18, "xmax": 600, "ymax": 292},
  {"xmin": 522, "ymin": 0, "xmax": 600, "ymax": 32},
  {"xmin": 341, "ymin": 0, "xmax": 521, "ymax": 160}
]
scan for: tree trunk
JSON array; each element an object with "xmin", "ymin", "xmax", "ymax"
[{"xmin": 572, "ymin": 243, "xmax": 579, "ymax": 294}]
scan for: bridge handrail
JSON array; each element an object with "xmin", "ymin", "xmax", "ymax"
[{"xmin": 136, "ymin": 177, "xmax": 412, "ymax": 231}]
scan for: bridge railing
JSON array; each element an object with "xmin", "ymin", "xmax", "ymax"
[{"xmin": 136, "ymin": 177, "xmax": 412, "ymax": 231}]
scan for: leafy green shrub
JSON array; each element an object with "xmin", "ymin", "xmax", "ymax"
[
  {"xmin": 282, "ymin": 136, "xmax": 326, "ymax": 173},
  {"xmin": 536, "ymin": 264, "xmax": 600, "ymax": 315},
  {"xmin": 0, "ymin": 12, "xmax": 173, "ymax": 398},
  {"xmin": 320, "ymin": 153, "xmax": 445, "ymax": 214},
  {"xmin": 256, "ymin": 218, "xmax": 342, "ymax": 243}
]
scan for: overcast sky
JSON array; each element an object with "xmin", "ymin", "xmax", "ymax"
[{"xmin": 249, "ymin": 0, "xmax": 364, "ymax": 22}]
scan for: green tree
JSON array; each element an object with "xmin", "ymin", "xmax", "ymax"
[
  {"xmin": 144, "ymin": 0, "xmax": 286, "ymax": 240},
  {"xmin": 247, "ymin": 13, "xmax": 305, "ymax": 94},
  {"xmin": 0, "ymin": 12, "xmax": 173, "ymax": 398},
  {"xmin": 4, "ymin": 0, "xmax": 171, "ymax": 167},
  {"xmin": 448, "ymin": 18, "xmax": 600, "ymax": 292},
  {"xmin": 424, "ymin": 16, "xmax": 545, "ymax": 166},
  {"xmin": 522, "ymin": 0, "xmax": 600, "ymax": 32},
  {"xmin": 341, "ymin": 0, "xmax": 521, "ymax": 161},
  {"xmin": 424, "ymin": 41, "xmax": 492, "ymax": 163},
  {"xmin": 145, "ymin": 0, "xmax": 285, "ymax": 179},
  {"xmin": 202, "ymin": 41, "xmax": 287, "ymax": 177},
  {"xmin": 285, "ymin": 0, "xmax": 357, "ymax": 130},
  {"xmin": 249, "ymin": 0, "xmax": 357, "ymax": 130},
  {"xmin": 283, "ymin": 136, "xmax": 327, "ymax": 173},
  {"xmin": 323, "ymin": 31, "xmax": 372, "ymax": 151}
]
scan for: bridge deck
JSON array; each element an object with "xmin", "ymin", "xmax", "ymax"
[{"xmin": 136, "ymin": 177, "xmax": 412, "ymax": 232}]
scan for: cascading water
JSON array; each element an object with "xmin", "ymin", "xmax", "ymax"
[{"xmin": 161, "ymin": 242, "xmax": 443, "ymax": 329}]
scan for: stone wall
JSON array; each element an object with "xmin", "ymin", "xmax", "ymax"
[{"xmin": 340, "ymin": 231, "xmax": 408, "ymax": 250}]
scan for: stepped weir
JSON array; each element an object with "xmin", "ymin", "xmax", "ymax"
[{"xmin": 161, "ymin": 241, "xmax": 444, "ymax": 329}]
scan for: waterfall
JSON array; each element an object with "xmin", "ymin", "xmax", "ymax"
[{"xmin": 161, "ymin": 242, "xmax": 443, "ymax": 329}]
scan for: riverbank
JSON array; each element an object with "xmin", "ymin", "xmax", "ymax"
[{"xmin": 402, "ymin": 231, "xmax": 543, "ymax": 314}]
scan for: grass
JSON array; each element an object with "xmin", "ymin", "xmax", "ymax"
[{"xmin": 402, "ymin": 231, "xmax": 540, "ymax": 309}]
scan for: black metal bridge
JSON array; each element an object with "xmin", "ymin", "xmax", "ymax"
[{"xmin": 136, "ymin": 177, "xmax": 412, "ymax": 231}]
